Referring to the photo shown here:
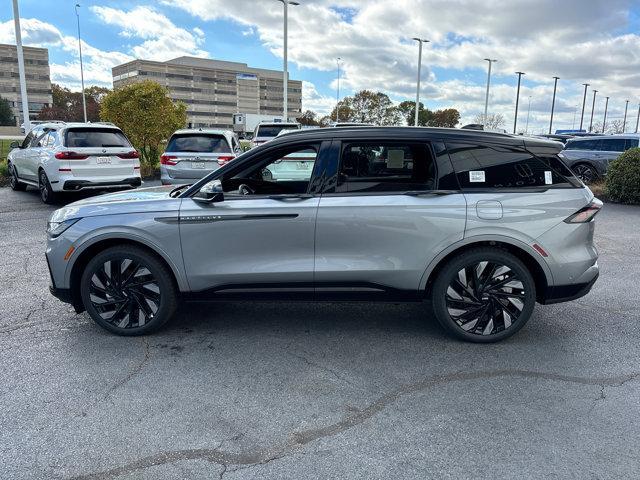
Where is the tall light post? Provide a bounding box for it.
[12,0,30,132]
[335,57,341,122]
[483,58,498,127]
[579,83,589,131]
[549,76,559,135]
[623,99,629,133]
[412,38,429,126]
[525,95,532,134]
[602,96,609,133]
[588,89,598,133]
[513,71,525,134]
[276,0,299,121]
[635,103,640,134]
[75,4,87,123]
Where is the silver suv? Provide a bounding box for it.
[46,127,601,342]
[561,134,640,183]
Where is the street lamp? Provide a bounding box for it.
[275,0,299,121]
[602,96,609,133]
[12,0,30,132]
[579,83,589,131]
[589,89,598,133]
[549,76,559,135]
[525,95,532,134]
[412,38,429,126]
[335,57,341,122]
[623,99,629,133]
[483,58,498,127]
[513,71,525,134]
[635,103,640,134]
[75,4,87,123]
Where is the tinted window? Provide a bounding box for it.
[447,142,571,189]
[166,134,231,153]
[65,128,130,148]
[625,138,639,150]
[600,138,626,152]
[336,141,435,193]
[255,125,298,138]
[566,139,598,151]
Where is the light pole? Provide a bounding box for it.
[75,4,87,123]
[276,0,299,121]
[549,76,559,135]
[636,103,640,134]
[335,57,341,122]
[588,89,598,133]
[579,83,589,131]
[572,105,577,130]
[483,58,497,127]
[623,99,629,133]
[12,0,30,131]
[602,96,609,133]
[513,71,525,134]
[525,95,532,134]
[412,38,429,126]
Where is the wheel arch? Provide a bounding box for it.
[421,237,553,304]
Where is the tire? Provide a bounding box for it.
[572,163,598,184]
[8,163,27,191]
[80,245,178,336]
[38,169,57,204]
[431,247,536,343]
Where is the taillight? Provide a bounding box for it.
[55,151,88,160]
[160,155,177,166]
[217,155,235,166]
[564,199,603,223]
[117,151,139,159]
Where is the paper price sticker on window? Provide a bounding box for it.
[469,170,486,183]
[544,171,553,185]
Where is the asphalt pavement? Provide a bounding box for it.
[1,185,639,479]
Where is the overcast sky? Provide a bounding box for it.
[2,0,640,132]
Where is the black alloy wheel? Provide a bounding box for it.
[572,164,598,184]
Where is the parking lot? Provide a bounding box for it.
[1,185,639,479]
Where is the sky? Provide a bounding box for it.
[2,0,640,133]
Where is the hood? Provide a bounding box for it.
[49,185,182,223]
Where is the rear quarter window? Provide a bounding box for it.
[65,128,131,148]
[165,134,231,153]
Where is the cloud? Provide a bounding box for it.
[302,81,337,116]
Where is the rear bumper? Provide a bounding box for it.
[63,177,141,191]
[540,271,599,305]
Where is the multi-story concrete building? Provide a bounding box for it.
[112,56,302,129]
[0,44,52,126]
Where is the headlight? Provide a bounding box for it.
[47,218,80,238]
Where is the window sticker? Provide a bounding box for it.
[544,171,553,185]
[469,170,486,183]
[386,149,405,169]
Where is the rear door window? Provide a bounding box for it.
[566,139,598,151]
[165,134,231,153]
[625,138,639,150]
[600,139,626,152]
[65,128,130,148]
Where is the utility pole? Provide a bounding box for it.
[525,96,532,134]
[602,96,609,133]
[335,57,341,122]
[635,103,640,134]
[75,4,87,122]
[412,38,429,126]
[513,72,525,134]
[588,89,598,133]
[579,83,589,131]
[12,0,30,132]
[623,100,629,133]
[276,0,299,121]
[549,76,559,135]
[483,58,497,127]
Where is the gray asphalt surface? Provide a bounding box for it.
[1,185,639,479]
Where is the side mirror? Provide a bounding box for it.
[194,179,224,203]
[10,141,20,149]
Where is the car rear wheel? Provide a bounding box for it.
[9,163,27,191]
[80,246,178,336]
[572,163,598,184]
[38,170,57,204]
[431,248,536,343]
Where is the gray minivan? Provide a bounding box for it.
[561,134,640,183]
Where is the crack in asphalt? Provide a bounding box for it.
[102,337,151,402]
[288,351,357,388]
[68,368,640,480]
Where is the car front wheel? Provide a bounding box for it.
[80,246,178,336]
[38,170,57,204]
[9,163,27,191]
[431,248,536,343]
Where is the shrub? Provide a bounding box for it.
[605,148,640,204]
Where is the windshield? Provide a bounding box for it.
[65,128,131,148]
[165,134,231,153]
[256,125,298,138]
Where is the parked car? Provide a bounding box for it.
[8,122,141,204]
[160,129,241,185]
[46,127,601,342]
[536,134,574,145]
[250,122,300,148]
[560,134,640,183]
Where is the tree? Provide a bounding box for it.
[397,101,460,128]
[37,83,110,122]
[431,108,460,128]
[0,96,13,126]
[296,110,321,126]
[474,113,506,130]
[329,90,403,125]
[100,80,186,166]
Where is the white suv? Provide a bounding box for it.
[8,122,141,203]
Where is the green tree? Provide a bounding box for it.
[37,83,110,122]
[397,101,460,128]
[100,80,186,166]
[431,108,460,128]
[329,90,402,125]
[0,96,13,126]
[296,110,321,126]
